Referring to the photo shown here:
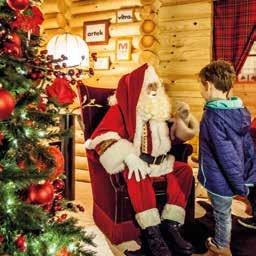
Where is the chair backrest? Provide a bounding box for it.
[77,84,115,140]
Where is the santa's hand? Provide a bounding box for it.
[124,154,149,182]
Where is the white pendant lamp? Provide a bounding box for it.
[47,33,89,68]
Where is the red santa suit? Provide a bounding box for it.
[86,63,197,230]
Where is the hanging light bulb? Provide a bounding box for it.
[47,33,89,68]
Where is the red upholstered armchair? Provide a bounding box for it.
[77,84,195,244]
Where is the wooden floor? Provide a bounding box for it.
[74,180,251,256]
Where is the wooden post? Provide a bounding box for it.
[60,114,76,200]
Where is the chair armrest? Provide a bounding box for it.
[169,144,193,163]
[109,173,126,189]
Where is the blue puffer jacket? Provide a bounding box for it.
[198,97,256,197]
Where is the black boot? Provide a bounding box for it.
[160,219,192,255]
[238,185,256,229]
[141,225,172,256]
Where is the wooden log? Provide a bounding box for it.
[158,2,211,22]
[161,74,198,83]
[84,75,121,88]
[57,0,69,14]
[158,48,210,61]
[167,90,202,98]
[159,18,211,33]
[75,169,91,182]
[42,17,59,30]
[138,50,160,66]
[75,156,88,170]
[56,13,68,28]
[140,19,157,34]
[75,131,85,144]
[140,35,159,50]
[157,30,211,61]
[41,28,65,45]
[167,96,205,107]
[109,22,141,37]
[158,59,209,76]
[94,62,140,76]
[41,0,59,14]
[140,0,162,11]
[158,36,211,53]
[69,8,141,27]
[165,82,200,92]
[75,144,86,157]
[140,5,157,20]
[160,0,210,6]
[70,0,141,15]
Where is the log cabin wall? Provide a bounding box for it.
[150,0,213,155]
[233,83,256,118]
[41,0,213,182]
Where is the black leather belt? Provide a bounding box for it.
[139,153,167,165]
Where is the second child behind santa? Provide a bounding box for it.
[86,64,198,256]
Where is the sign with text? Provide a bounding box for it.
[117,9,134,23]
[116,38,132,61]
[83,20,109,45]
[94,57,110,70]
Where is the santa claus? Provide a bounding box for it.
[86,64,198,256]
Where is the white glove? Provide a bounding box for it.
[124,154,149,182]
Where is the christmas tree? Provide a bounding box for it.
[0,0,95,255]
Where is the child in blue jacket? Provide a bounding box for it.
[196,60,256,256]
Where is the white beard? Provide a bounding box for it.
[136,86,171,121]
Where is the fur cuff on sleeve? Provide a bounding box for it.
[99,139,135,175]
[85,132,121,150]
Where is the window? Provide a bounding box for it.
[238,41,256,82]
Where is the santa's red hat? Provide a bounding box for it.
[115,63,161,141]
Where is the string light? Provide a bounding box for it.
[12,139,18,147]
[38,131,45,138]
[20,111,27,119]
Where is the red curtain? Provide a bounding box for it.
[214,0,256,73]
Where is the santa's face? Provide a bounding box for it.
[137,82,171,121]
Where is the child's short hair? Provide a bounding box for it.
[199,60,236,93]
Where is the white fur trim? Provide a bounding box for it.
[171,115,198,141]
[149,154,175,177]
[161,204,186,224]
[133,114,145,155]
[99,139,135,175]
[85,132,121,150]
[135,208,161,229]
[142,65,161,89]
[108,93,117,106]
[150,120,171,156]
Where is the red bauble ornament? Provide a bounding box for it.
[9,33,21,46]
[53,179,65,191]
[0,132,3,145]
[0,234,4,244]
[28,181,54,204]
[54,204,62,212]
[0,89,15,121]
[55,193,63,201]
[7,0,29,11]
[48,146,64,180]
[56,248,70,256]
[4,42,22,57]
[15,235,26,252]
